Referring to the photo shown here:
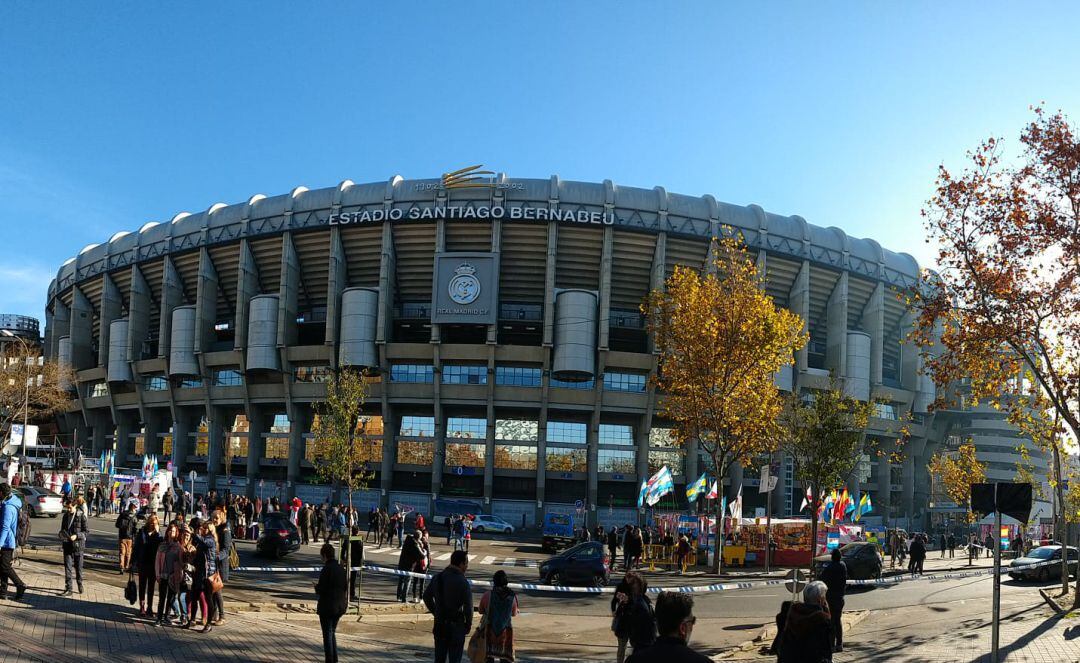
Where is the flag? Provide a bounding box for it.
[800,486,812,512]
[834,488,849,521]
[854,493,873,521]
[705,480,719,499]
[729,486,742,519]
[844,491,858,518]
[822,490,835,520]
[645,466,675,506]
[637,479,650,508]
[686,473,709,503]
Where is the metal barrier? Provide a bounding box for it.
[642,544,697,571]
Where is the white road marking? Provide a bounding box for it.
[502,558,517,566]
[435,552,453,561]
[480,556,497,565]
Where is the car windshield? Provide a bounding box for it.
[560,543,596,557]
[1027,547,1056,559]
[839,543,866,554]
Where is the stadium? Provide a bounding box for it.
[43,171,1049,529]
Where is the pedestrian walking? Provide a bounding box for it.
[411,528,430,603]
[366,506,378,543]
[940,533,947,559]
[148,486,161,516]
[947,533,956,559]
[775,581,834,663]
[315,502,327,542]
[133,514,163,616]
[396,532,423,602]
[445,514,453,546]
[396,510,405,545]
[185,517,218,632]
[819,548,847,653]
[607,527,619,572]
[388,511,400,548]
[478,570,519,663]
[985,533,995,559]
[163,487,175,522]
[624,591,710,663]
[0,482,27,601]
[424,550,473,663]
[611,571,656,662]
[298,502,311,545]
[212,509,232,625]
[315,542,348,663]
[155,523,182,625]
[909,534,926,575]
[116,502,139,573]
[676,534,691,574]
[347,525,365,601]
[59,498,87,595]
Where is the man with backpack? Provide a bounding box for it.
[0,482,28,600]
[116,502,139,574]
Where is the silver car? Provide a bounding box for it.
[16,486,64,517]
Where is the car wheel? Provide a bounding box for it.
[49,513,58,518]
[504,528,512,535]
[549,571,563,586]
[593,573,606,588]
[874,566,882,580]
[475,526,485,533]
[1038,567,1049,582]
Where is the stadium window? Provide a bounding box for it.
[213,369,243,386]
[294,364,332,383]
[550,376,594,390]
[445,442,486,467]
[142,374,168,391]
[603,372,647,393]
[648,449,685,477]
[396,439,434,465]
[390,363,434,383]
[598,423,634,446]
[495,419,538,442]
[874,402,899,420]
[648,427,678,448]
[598,449,636,474]
[495,366,542,387]
[399,415,435,438]
[264,438,289,460]
[446,417,487,439]
[546,421,587,445]
[442,364,487,385]
[494,445,538,470]
[545,446,586,472]
[89,381,109,398]
[178,377,203,389]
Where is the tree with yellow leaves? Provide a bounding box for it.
[644,232,807,573]
[927,442,986,524]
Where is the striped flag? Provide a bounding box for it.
[853,493,872,521]
[686,473,709,503]
[645,466,675,506]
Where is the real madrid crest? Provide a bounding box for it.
[448,262,481,305]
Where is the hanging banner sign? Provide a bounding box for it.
[329,205,615,227]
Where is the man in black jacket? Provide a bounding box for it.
[626,591,711,663]
[315,543,348,663]
[395,532,423,602]
[115,503,138,574]
[298,503,311,545]
[346,525,365,601]
[424,550,472,663]
[819,547,848,652]
[60,499,87,595]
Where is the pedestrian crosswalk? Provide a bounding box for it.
[356,545,539,568]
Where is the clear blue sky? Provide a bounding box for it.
[1,2,1077,322]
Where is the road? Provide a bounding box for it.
[22,512,1057,658]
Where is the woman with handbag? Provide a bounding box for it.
[154,523,181,625]
[611,572,655,663]
[211,509,232,625]
[133,514,162,617]
[185,517,218,633]
[476,570,519,663]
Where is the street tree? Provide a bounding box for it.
[778,378,875,575]
[643,232,807,573]
[1,341,72,449]
[928,442,986,524]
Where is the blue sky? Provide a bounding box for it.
[1,2,1077,322]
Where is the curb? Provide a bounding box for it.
[1039,588,1075,615]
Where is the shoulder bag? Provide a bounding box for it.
[466,613,487,663]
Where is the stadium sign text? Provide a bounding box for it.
[328,205,615,226]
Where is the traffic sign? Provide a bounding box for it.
[574,499,584,510]
[188,470,197,484]
[784,568,807,596]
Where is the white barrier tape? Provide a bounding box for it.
[233,557,1067,595]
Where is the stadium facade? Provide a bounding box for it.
[44,173,1049,528]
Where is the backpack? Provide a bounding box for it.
[15,502,31,548]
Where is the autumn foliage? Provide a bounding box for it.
[928,442,986,523]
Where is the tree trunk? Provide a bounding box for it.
[712,491,723,574]
[808,485,819,581]
[1053,442,1068,595]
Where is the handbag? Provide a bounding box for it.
[229,543,240,570]
[208,571,224,593]
[466,615,487,663]
[124,571,137,605]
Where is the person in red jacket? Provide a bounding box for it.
[415,512,425,532]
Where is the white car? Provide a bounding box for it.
[471,514,514,535]
[16,486,64,517]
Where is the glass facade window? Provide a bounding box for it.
[598,424,634,446]
[546,421,587,445]
[494,445,538,470]
[305,437,382,464]
[397,439,434,465]
[598,449,636,474]
[495,419,538,442]
[495,366,542,387]
[178,378,203,389]
[89,382,108,398]
[442,364,487,385]
[446,417,486,439]
[649,427,678,448]
[213,369,243,386]
[357,415,384,437]
[133,434,146,455]
[271,414,290,434]
[604,372,647,393]
[390,364,434,384]
[226,435,248,459]
[264,438,289,460]
[648,450,685,477]
[162,435,172,457]
[874,402,899,420]
[399,415,435,438]
[550,376,594,390]
[546,446,587,472]
[294,365,332,383]
[445,442,486,467]
[142,375,168,391]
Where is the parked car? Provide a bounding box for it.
[813,542,883,580]
[15,486,63,517]
[541,513,576,553]
[539,541,610,587]
[471,514,514,535]
[256,513,302,559]
[1009,545,1079,582]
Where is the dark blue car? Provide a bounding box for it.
[539,541,610,587]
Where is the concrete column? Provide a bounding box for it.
[486,220,502,345]
[635,413,650,499]
[98,274,123,367]
[375,222,396,346]
[536,387,550,525]
[233,240,261,351]
[861,282,885,386]
[159,257,185,359]
[91,412,110,457]
[483,352,496,505]
[245,408,269,498]
[597,226,614,350]
[193,248,219,355]
[431,346,444,499]
[876,454,892,524]
[127,266,152,363]
[144,409,166,456]
[206,408,226,489]
[646,233,667,354]
[826,272,849,376]
[379,406,395,508]
[542,222,559,347]
[286,405,310,500]
[587,408,600,518]
[115,412,138,465]
[789,262,811,373]
[277,233,300,348]
[69,287,94,370]
[325,227,347,353]
[902,454,915,524]
[170,410,193,476]
[48,300,71,361]
[430,218,446,344]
